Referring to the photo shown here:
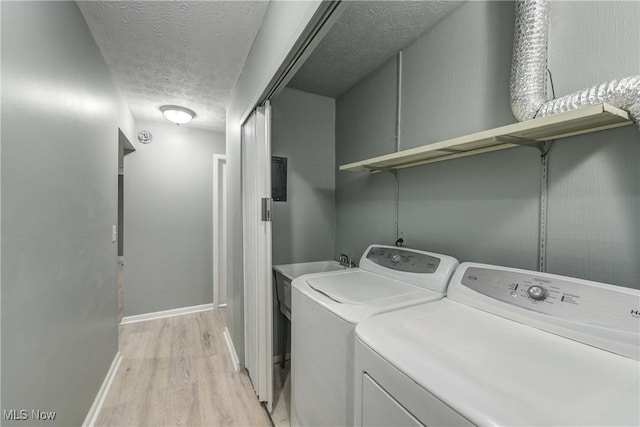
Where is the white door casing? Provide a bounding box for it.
[213,154,227,308]
[242,112,259,393]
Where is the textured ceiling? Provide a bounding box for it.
[288,1,463,98]
[77,1,269,132]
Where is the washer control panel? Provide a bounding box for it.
[527,285,547,301]
[366,246,440,273]
[460,266,639,332]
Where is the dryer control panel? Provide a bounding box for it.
[366,246,440,273]
[460,266,639,333]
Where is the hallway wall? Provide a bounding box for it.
[1,2,136,425]
[123,121,225,316]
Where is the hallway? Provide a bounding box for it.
[96,309,271,426]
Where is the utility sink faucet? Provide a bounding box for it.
[338,253,356,268]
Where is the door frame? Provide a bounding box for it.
[213,153,228,308]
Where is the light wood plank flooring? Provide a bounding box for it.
[96,309,272,427]
[270,362,291,427]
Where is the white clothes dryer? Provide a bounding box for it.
[291,244,458,427]
[354,262,640,426]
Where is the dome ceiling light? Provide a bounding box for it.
[160,105,196,125]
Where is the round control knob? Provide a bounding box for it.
[391,254,402,263]
[527,285,547,301]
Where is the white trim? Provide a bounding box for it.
[213,154,228,309]
[83,352,123,427]
[120,303,214,325]
[223,327,240,372]
[218,303,227,308]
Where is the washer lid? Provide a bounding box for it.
[306,270,422,304]
[355,300,640,426]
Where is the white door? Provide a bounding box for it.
[213,154,227,308]
[241,102,273,410]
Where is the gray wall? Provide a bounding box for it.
[1,2,134,425]
[397,0,540,270]
[335,56,399,263]
[124,121,225,316]
[336,1,539,267]
[272,88,336,265]
[271,87,336,356]
[336,0,639,288]
[544,1,639,287]
[226,0,324,366]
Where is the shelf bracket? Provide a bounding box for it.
[538,141,550,272]
[492,135,544,152]
[363,165,388,173]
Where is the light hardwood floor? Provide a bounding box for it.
[96,309,272,427]
[270,362,291,427]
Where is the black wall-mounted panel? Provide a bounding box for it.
[272,156,287,201]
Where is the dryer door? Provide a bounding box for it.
[362,374,424,427]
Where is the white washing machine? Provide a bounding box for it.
[291,244,458,427]
[354,262,640,426]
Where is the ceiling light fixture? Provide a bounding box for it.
[160,105,196,125]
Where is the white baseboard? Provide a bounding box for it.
[223,326,240,372]
[83,352,123,427]
[120,303,214,325]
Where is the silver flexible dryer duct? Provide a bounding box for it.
[510,0,640,127]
